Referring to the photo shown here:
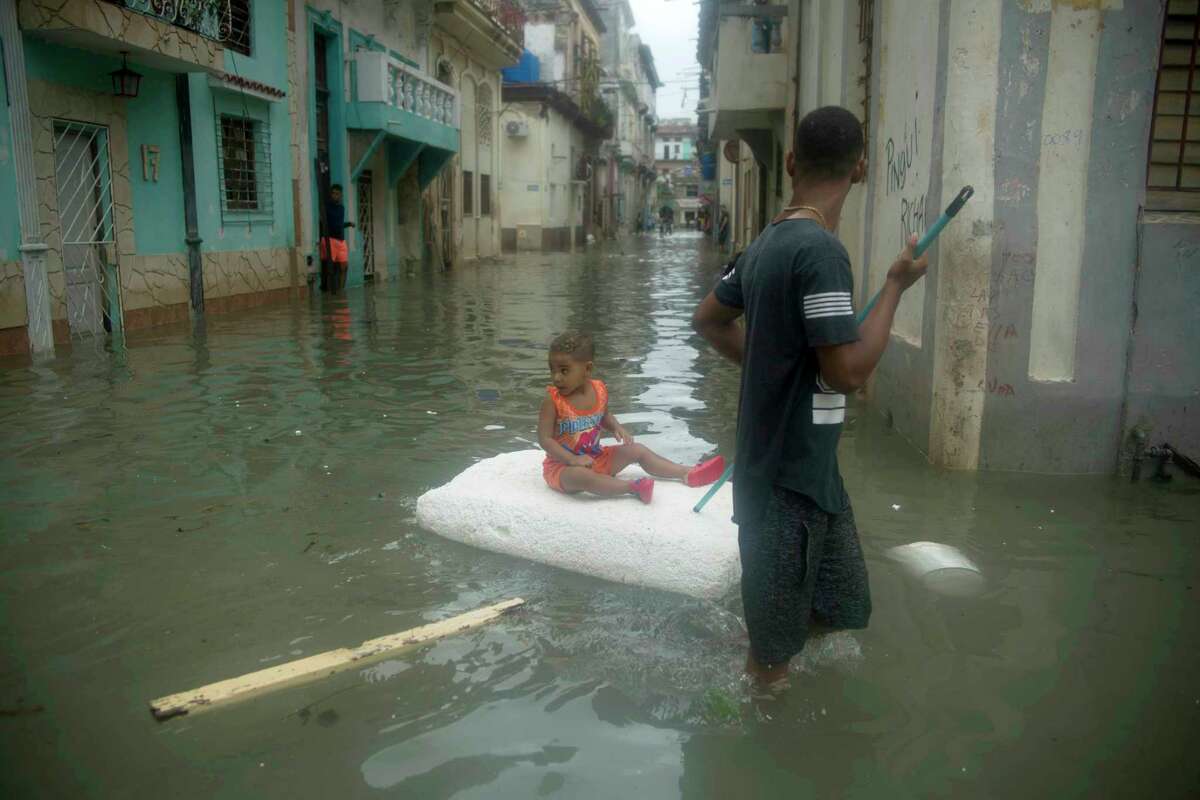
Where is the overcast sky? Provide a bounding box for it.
[628,0,700,122]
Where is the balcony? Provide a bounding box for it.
[706,7,788,140]
[503,78,612,140]
[106,0,228,41]
[19,0,226,73]
[433,0,525,70]
[616,139,635,165]
[348,51,460,161]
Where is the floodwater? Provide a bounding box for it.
[1,232,1197,798]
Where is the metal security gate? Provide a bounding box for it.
[357,170,375,279]
[52,120,121,337]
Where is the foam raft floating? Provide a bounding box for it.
[417,450,741,600]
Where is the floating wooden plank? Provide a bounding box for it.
[149,598,525,721]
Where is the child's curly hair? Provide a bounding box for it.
[549,331,595,361]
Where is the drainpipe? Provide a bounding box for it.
[176,75,204,316]
[1129,427,1147,482]
[791,0,802,135]
[1,2,53,357]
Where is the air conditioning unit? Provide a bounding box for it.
[505,120,529,137]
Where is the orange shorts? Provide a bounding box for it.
[319,237,348,263]
[543,447,617,492]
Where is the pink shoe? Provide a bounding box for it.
[631,478,654,504]
[686,456,726,488]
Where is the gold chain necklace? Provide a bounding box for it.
[779,204,829,230]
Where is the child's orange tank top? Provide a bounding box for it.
[547,379,608,459]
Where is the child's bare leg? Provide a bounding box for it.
[560,466,636,496]
[607,443,690,481]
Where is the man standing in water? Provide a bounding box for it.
[692,106,928,686]
[320,184,354,294]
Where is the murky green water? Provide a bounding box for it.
[1,233,1197,798]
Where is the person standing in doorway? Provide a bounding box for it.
[691,106,929,688]
[320,184,354,294]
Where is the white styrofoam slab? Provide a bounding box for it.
[416,450,740,600]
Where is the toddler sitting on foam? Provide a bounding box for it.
[537,331,724,504]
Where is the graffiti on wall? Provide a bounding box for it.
[868,2,940,344]
[886,116,931,248]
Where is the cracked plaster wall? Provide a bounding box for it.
[0,261,26,329]
[18,0,223,73]
[202,247,292,298]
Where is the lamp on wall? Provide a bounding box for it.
[110,52,142,99]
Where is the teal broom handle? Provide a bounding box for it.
[858,185,974,320]
[692,463,734,513]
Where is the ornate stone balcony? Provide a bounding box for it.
[348,51,460,156]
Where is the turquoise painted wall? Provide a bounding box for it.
[0,39,22,262]
[23,40,187,256]
[191,0,294,252]
[123,72,186,255]
[222,0,289,89]
[189,78,293,252]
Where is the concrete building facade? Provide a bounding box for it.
[596,0,661,236]
[294,0,520,281]
[427,0,524,266]
[498,0,612,252]
[698,0,789,251]
[700,0,1199,474]
[655,118,702,227]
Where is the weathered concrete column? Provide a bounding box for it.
[928,0,1001,469]
[1,0,53,356]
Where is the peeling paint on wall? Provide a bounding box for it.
[928,0,1001,470]
[1028,4,1102,382]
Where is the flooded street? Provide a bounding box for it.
[1,232,1197,798]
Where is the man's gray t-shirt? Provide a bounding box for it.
[713,218,860,526]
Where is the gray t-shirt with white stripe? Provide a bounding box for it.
[713,217,859,522]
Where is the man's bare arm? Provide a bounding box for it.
[692,292,745,364]
[816,235,928,392]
